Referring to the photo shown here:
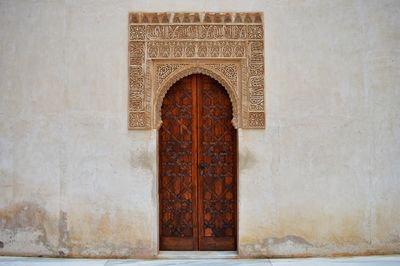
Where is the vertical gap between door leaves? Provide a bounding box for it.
[196,74,201,250]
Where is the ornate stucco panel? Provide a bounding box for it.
[128,12,265,129]
[151,59,243,129]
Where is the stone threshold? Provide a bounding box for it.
[157,251,239,259]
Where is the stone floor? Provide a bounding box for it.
[0,256,400,266]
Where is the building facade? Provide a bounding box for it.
[0,0,399,258]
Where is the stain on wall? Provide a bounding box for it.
[239,148,258,171]
[63,210,153,258]
[0,202,58,256]
[57,211,70,256]
[0,203,154,258]
[130,150,153,173]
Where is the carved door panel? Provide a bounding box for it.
[197,75,237,251]
[159,75,198,250]
[159,74,237,251]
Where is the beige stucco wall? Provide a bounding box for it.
[0,0,399,258]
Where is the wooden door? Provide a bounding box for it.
[159,74,237,251]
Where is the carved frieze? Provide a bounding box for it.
[146,41,247,58]
[128,12,265,129]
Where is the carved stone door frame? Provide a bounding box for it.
[128,12,265,130]
[127,12,265,254]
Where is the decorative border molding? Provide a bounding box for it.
[128,12,265,129]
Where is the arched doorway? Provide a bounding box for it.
[158,74,237,251]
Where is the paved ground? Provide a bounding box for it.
[0,256,399,266]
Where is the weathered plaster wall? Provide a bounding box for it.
[0,0,399,258]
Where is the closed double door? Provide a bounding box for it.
[159,74,237,251]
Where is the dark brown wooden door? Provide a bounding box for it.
[159,74,237,251]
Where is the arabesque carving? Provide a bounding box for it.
[128,12,265,129]
[153,63,240,129]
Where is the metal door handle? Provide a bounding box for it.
[199,162,206,175]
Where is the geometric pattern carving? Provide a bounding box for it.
[128,12,265,129]
[159,78,194,239]
[200,77,236,240]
